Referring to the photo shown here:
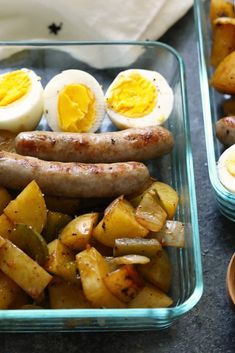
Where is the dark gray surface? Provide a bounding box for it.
[1,8,235,353]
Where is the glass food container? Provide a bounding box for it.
[194,0,235,221]
[0,41,203,331]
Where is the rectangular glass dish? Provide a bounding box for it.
[0,41,202,332]
[194,0,235,221]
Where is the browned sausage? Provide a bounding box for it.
[15,126,173,163]
[216,116,235,146]
[0,151,150,198]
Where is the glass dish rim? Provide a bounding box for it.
[0,40,203,323]
[194,0,235,205]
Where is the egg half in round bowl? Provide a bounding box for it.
[105,69,174,129]
[44,70,106,133]
[0,69,44,133]
[217,144,235,193]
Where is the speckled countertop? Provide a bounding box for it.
[1,8,235,353]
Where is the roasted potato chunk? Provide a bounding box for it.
[48,277,91,309]
[138,249,172,293]
[0,236,52,299]
[0,270,27,309]
[60,213,99,251]
[93,196,149,247]
[76,247,126,308]
[211,17,235,67]
[0,214,14,239]
[128,284,173,308]
[135,191,167,232]
[103,265,143,303]
[210,0,235,24]
[44,239,77,282]
[210,51,235,94]
[4,180,47,233]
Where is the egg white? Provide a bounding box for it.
[217,144,235,193]
[0,69,43,133]
[105,69,174,129]
[43,70,105,133]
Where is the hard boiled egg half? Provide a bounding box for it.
[217,144,235,193]
[44,70,105,133]
[0,69,43,133]
[105,69,174,129]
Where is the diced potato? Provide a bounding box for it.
[210,0,235,24]
[0,186,12,214]
[44,195,80,215]
[76,247,126,308]
[0,270,28,309]
[211,17,235,67]
[114,237,162,258]
[128,284,173,308]
[151,220,185,248]
[148,181,179,219]
[210,51,235,94]
[48,277,91,309]
[60,213,99,251]
[138,249,172,293]
[0,214,14,239]
[0,236,52,299]
[42,211,72,243]
[4,180,47,233]
[135,191,167,232]
[44,239,77,282]
[9,224,48,265]
[103,265,143,303]
[93,196,149,247]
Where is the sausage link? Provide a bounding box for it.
[0,151,150,198]
[216,116,235,146]
[15,126,173,163]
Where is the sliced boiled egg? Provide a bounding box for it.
[44,70,105,133]
[217,144,235,193]
[0,69,43,133]
[105,69,174,129]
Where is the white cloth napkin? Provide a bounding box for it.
[0,0,193,68]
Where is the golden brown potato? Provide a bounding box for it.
[60,213,99,251]
[4,180,47,233]
[138,249,172,293]
[211,17,235,67]
[128,284,173,308]
[48,277,91,309]
[44,239,77,282]
[76,247,126,308]
[0,187,12,214]
[0,270,27,309]
[210,0,235,24]
[210,51,235,94]
[103,265,143,303]
[0,236,52,299]
[93,196,149,247]
[135,191,167,232]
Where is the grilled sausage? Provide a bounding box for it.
[0,151,150,198]
[15,126,173,163]
[216,116,235,146]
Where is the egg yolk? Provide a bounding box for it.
[0,70,31,107]
[106,72,157,118]
[226,154,235,176]
[58,84,96,132]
